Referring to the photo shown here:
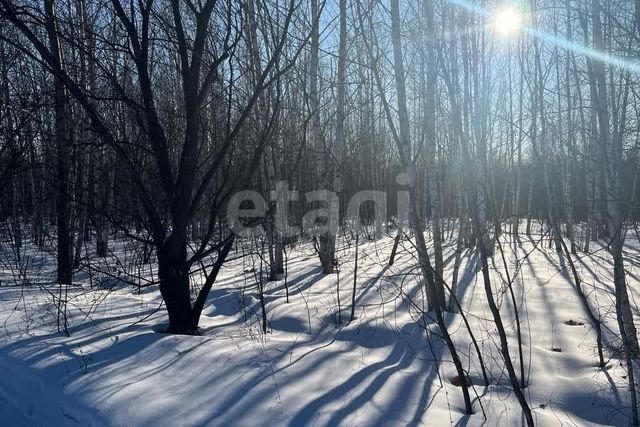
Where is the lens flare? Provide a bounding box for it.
[494,6,521,37]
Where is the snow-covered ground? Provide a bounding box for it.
[0,225,638,426]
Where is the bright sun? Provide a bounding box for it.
[494,6,522,37]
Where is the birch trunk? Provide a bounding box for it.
[591,0,639,423]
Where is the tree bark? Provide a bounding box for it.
[44,0,72,286]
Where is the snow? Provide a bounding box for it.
[0,225,638,426]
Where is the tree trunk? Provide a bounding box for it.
[590,0,639,356]
[157,238,194,334]
[44,0,72,286]
[590,1,639,423]
[423,0,444,309]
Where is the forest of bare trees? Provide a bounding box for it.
[1,0,640,425]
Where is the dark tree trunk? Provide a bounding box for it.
[96,235,108,257]
[157,239,194,334]
[319,234,336,274]
[44,0,72,286]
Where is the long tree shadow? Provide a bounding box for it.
[528,242,625,414]
[291,322,435,426]
[284,249,483,426]
[269,266,324,297]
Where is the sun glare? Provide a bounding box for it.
[494,6,521,37]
